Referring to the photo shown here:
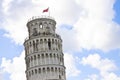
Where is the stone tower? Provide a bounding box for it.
[24,16,66,80]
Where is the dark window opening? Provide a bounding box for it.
[33,28,38,36]
[48,39,51,50]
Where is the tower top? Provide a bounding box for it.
[27,15,56,28]
[27,15,55,22]
[26,15,57,39]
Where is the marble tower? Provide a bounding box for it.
[24,16,66,80]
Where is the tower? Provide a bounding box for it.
[24,16,66,80]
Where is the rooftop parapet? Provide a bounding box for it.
[28,15,55,22]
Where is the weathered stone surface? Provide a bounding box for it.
[24,16,66,80]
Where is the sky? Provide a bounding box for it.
[0,0,120,80]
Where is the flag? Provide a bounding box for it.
[43,8,49,13]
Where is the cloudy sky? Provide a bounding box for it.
[0,0,120,80]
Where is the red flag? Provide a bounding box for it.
[43,8,49,13]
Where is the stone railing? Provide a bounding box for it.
[28,15,55,22]
[25,33,61,41]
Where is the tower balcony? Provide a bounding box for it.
[25,33,61,41]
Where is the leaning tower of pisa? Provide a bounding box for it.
[24,16,66,80]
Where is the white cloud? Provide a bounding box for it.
[64,53,81,77]
[73,0,120,51]
[1,0,120,52]
[0,72,3,80]
[2,0,14,15]
[81,53,120,80]
[81,53,116,72]
[0,51,26,80]
[101,72,120,80]
[84,74,99,80]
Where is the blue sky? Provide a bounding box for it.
[0,0,120,80]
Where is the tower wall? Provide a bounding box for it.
[24,16,66,80]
